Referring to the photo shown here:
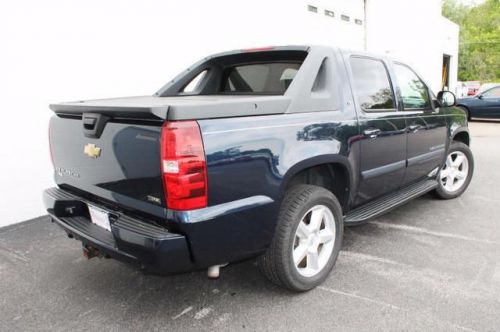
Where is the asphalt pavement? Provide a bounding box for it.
[1,121,499,331]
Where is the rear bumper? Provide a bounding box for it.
[43,187,193,274]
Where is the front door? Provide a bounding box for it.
[392,63,447,184]
[477,86,500,118]
[348,56,407,206]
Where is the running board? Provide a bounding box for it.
[344,179,438,226]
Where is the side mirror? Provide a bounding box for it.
[477,94,483,99]
[437,90,456,107]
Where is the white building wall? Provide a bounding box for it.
[440,17,460,92]
[0,0,367,227]
[0,0,458,227]
[299,0,366,50]
[365,0,459,93]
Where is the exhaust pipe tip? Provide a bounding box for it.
[207,265,220,279]
[207,263,228,279]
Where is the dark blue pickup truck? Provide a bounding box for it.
[44,46,473,291]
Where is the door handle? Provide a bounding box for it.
[363,128,381,138]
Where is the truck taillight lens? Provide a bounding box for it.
[160,121,208,210]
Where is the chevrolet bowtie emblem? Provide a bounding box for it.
[84,143,101,158]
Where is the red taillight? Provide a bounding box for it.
[160,121,208,210]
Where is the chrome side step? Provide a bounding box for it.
[344,179,438,226]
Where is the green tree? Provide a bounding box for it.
[442,0,500,81]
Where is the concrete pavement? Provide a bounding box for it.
[1,121,499,331]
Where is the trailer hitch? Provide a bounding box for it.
[82,245,101,259]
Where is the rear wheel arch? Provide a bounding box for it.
[280,157,352,213]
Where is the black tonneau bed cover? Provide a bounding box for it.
[50,95,291,121]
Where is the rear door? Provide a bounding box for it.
[347,55,407,205]
[391,62,447,184]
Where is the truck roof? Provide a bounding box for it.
[50,45,399,121]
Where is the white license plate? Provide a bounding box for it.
[88,205,111,232]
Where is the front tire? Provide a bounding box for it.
[434,142,474,199]
[258,185,343,291]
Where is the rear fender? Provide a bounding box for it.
[279,154,355,203]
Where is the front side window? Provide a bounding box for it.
[222,62,301,95]
[482,87,500,98]
[394,64,431,109]
[350,57,395,111]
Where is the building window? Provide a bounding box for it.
[355,19,363,25]
[307,5,318,13]
[324,10,334,17]
[341,14,350,22]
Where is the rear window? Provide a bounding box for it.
[157,50,308,97]
[221,62,301,95]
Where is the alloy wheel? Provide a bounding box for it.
[292,205,336,277]
[440,151,469,193]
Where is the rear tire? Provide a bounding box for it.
[434,142,474,199]
[258,185,343,291]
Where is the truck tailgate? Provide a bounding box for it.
[49,115,166,217]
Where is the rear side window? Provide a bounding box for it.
[350,57,395,111]
[182,70,208,93]
[483,87,500,98]
[222,62,301,95]
[394,64,431,109]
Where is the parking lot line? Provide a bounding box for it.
[371,221,498,245]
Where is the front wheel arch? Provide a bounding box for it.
[456,105,471,120]
[452,130,470,146]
